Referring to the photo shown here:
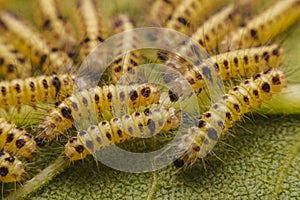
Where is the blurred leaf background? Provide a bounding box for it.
[2,0,300,199]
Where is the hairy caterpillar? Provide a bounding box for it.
[165,0,225,34]
[74,0,107,58]
[0,118,36,158]
[110,14,140,83]
[221,0,300,51]
[0,74,75,112]
[32,0,77,57]
[65,105,181,161]
[0,38,31,80]
[165,44,284,93]
[189,4,242,53]
[173,68,286,168]
[37,83,160,142]
[0,150,24,183]
[0,11,74,74]
[147,0,182,26]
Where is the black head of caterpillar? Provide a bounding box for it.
[173,68,286,168]
[0,150,25,183]
[0,118,37,158]
[0,74,75,112]
[220,0,300,51]
[64,105,182,161]
[37,83,161,142]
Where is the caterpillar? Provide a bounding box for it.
[147,0,182,26]
[165,44,284,93]
[0,118,36,158]
[0,74,75,112]
[0,11,75,74]
[189,4,242,53]
[221,0,300,51]
[165,0,225,35]
[0,38,32,80]
[64,105,181,161]
[110,14,140,83]
[37,83,160,142]
[32,0,77,57]
[173,68,286,168]
[0,150,24,183]
[74,0,107,58]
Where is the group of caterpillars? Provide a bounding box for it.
[0,0,298,187]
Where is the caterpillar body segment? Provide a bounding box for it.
[0,74,75,111]
[165,0,225,34]
[38,83,160,142]
[0,11,75,74]
[165,44,284,94]
[0,150,24,182]
[75,0,107,58]
[0,118,36,158]
[65,105,181,161]
[0,38,32,80]
[173,69,286,168]
[147,0,182,26]
[110,14,140,83]
[222,0,300,51]
[32,0,77,56]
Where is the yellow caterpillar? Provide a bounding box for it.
[165,44,284,93]
[173,68,286,168]
[38,83,160,142]
[221,0,300,51]
[65,105,181,161]
[0,37,31,80]
[189,4,242,53]
[74,0,107,58]
[0,11,74,74]
[147,0,182,26]
[0,74,74,112]
[0,118,36,158]
[0,150,24,183]
[165,0,225,34]
[110,14,140,83]
[32,0,77,57]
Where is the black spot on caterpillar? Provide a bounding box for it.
[0,150,24,182]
